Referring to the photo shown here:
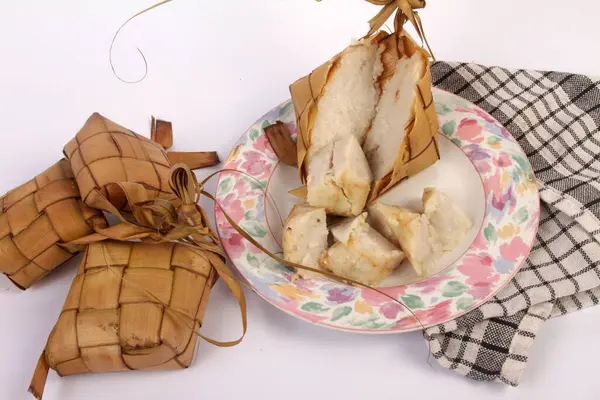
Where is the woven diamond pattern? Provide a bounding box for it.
[43,240,217,375]
[63,113,173,209]
[0,159,105,289]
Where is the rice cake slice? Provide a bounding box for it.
[306,136,372,217]
[321,213,404,285]
[422,188,472,251]
[283,204,329,279]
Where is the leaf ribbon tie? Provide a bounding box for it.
[365,0,435,59]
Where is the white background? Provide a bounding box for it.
[1,1,600,399]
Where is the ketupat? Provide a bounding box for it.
[63,113,178,211]
[0,113,219,289]
[289,16,438,204]
[29,241,218,399]
[0,160,106,289]
[29,163,246,399]
[366,30,439,200]
[63,112,220,211]
[290,33,387,182]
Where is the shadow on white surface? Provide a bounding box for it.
[0,276,21,292]
[0,253,82,293]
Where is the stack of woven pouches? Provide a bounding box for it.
[0,113,246,399]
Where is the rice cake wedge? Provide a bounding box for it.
[320,213,404,286]
[329,212,369,245]
[364,32,440,201]
[306,136,372,217]
[290,33,387,180]
[367,202,402,248]
[364,52,424,187]
[283,204,328,279]
[308,38,383,153]
[423,188,472,251]
[366,203,442,277]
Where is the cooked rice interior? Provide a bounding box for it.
[309,39,383,155]
[363,52,424,180]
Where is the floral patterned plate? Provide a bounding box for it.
[214,88,540,333]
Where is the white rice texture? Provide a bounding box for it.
[363,52,424,181]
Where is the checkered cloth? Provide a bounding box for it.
[424,62,600,386]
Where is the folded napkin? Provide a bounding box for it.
[425,62,600,386]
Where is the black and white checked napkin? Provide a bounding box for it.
[424,62,600,386]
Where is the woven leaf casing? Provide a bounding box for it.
[64,113,174,211]
[0,160,106,289]
[42,240,217,375]
[369,30,439,200]
[289,31,439,202]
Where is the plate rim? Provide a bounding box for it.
[213,88,541,334]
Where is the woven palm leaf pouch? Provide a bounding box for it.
[64,112,219,211]
[28,165,246,399]
[289,1,439,202]
[37,241,217,375]
[0,160,107,289]
[0,113,219,290]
